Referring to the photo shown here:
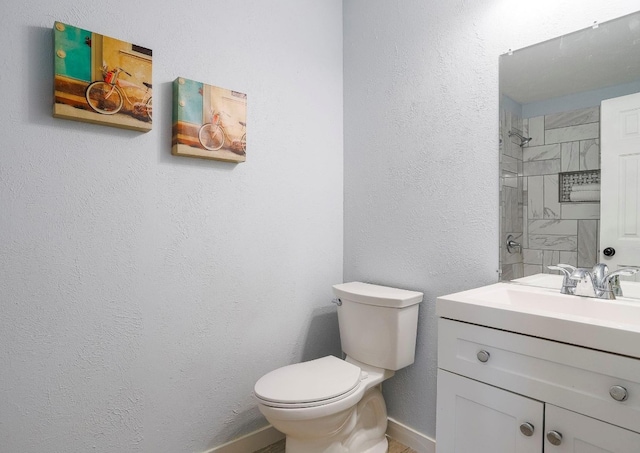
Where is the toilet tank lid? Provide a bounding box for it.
[332,282,423,308]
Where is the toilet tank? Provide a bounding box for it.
[332,282,423,371]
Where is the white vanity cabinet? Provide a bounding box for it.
[435,318,640,453]
[437,369,543,453]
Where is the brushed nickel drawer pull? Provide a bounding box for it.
[547,430,563,446]
[609,385,628,402]
[519,422,534,437]
[477,350,490,363]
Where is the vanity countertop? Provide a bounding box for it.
[437,282,640,359]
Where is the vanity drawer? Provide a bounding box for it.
[438,318,640,433]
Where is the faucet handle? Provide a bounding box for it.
[547,265,572,276]
[603,267,640,297]
[547,265,576,294]
[606,267,640,278]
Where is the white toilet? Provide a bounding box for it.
[254,282,423,453]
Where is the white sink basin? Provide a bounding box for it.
[437,282,640,359]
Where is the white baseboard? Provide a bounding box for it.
[204,418,435,453]
[204,424,284,453]
[386,417,436,453]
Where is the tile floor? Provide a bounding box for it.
[254,437,416,453]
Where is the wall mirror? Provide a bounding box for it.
[499,11,640,297]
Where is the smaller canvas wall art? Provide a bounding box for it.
[172,77,247,163]
[53,21,153,132]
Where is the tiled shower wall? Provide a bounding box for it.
[500,106,601,279]
[500,106,524,280]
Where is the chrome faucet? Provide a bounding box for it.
[547,263,639,300]
[569,267,602,298]
[547,264,576,295]
[594,265,639,299]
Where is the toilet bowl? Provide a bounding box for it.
[255,356,394,453]
[254,282,423,453]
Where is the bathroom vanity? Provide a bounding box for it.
[435,282,640,452]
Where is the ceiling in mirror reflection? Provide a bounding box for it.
[500,11,640,104]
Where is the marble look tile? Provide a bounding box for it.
[523,144,561,162]
[561,203,600,220]
[513,263,524,279]
[545,106,600,129]
[543,250,561,272]
[502,154,519,174]
[529,234,577,251]
[528,176,544,220]
[524,264,543,276]
[522,214,529,249]
[528,219,577,235]
[578,220,598,268]
[502,156,519,191]
[523,248,543,264]
[528,116,545,146]
[580,139,600,170]
[509,141,524,160]
[543,175,560,219]
[517,172,524,204]
[500,263,524,281]
[504,186,518,232]
[559,251,578,267]
[502,264,515,280]
[545,123,599,144]
[503,175,518,189]
[596,220,600,261]
[504,248,524,266]
[561,142,580,172]
[523,159,561,176]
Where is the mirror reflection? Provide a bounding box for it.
[499,11,640,297]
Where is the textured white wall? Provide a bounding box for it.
[343,0,639,440]
[0,1,343,452]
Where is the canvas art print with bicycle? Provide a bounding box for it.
[53,21,153,132]
[172,77,247,163]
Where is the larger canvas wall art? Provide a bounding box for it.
[53,21,153,132]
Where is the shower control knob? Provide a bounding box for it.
[477,350,490,363]
[603,247,616,257]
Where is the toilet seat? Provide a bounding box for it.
[254,356,363,408]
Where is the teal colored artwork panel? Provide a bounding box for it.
[175,78,204,125]
[54,22,91,82]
